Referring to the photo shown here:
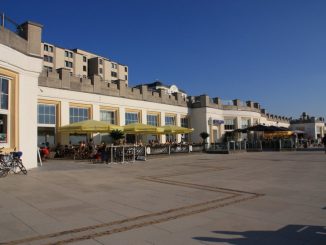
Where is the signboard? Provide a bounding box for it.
[208,119,224,125]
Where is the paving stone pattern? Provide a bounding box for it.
[0,152,325,244]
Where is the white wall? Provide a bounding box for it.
[0,44,43,169]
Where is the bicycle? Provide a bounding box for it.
[0,149,27,177]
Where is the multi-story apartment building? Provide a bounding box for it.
[41,42,128,84]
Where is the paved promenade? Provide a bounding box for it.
[0,152,325,244]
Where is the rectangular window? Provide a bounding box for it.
[111,72,117,77]
[44,44,48,51]
[224,118,236,130]
[165,116,176,125]
[125,66,128,72]
[181,117,189,128]
[38,104,56,125]
[111,63,115,68]
[69,107,89,123]
[125,112,139,125]
[0,77,9,110]
[241,118,251,129]
[124,75,128,80]
[99,59,103,65]
[43,55,53,63]
[83,56,87,62]
[49,46,54,52]
[65,61,73,68]
[99,68,103,74]
[65,51,73,58]
[100,110,116,124]
[83,66,87,72]
[147,114,158,126]
[0,114,8,143]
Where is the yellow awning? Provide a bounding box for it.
[123,123,164,134]
[58,120,122,133]
[159,125,194,134]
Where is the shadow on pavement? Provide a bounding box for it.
[193,224,326,244]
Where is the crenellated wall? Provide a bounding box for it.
[38,69,188,107]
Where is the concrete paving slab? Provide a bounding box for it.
[0,152,325,244]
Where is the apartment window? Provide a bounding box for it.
[99,59,103,65]
[0,77,9,143]
[100,110,116,125]
[125,112,139,125]
[69,107,89,123]
[44,66,53,72]
[43,55,53,63]
[147,114,158,126]
[44,44,48,51]
[83,66,87,72]
[83,56,87,62]
[65,51,73,58]
[38,104,56,125]
[99,68,103,74]
[224,118,236,130]
[65,61,73,68]
[111,63,115,68]
[125,67,128,72]
[111,72,117,77]
[124,75,128,80]
[165,116,176,126]
[0,77,9,110]
[49,46,54,52]
[181,117,189,128]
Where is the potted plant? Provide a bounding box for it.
[110,129,125,145]
[199,132,209,150]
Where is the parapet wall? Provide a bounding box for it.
[190,95,290,123]
[0,27,28,55]
[38,69,188,107]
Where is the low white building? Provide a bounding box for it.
[0,16,292,169]
[290,113,325,140]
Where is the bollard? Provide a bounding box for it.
[133,147,136,162]
[168,145,171,155]
[122,146,125,163]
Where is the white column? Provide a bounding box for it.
[119,107,125,126]
[160,112,166,143]
[92,104,100,120]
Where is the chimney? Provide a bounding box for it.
[19,21,43,56]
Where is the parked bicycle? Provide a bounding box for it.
[0,149,27,177]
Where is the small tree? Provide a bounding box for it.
[200,132,210,144]
[110,129,125,145]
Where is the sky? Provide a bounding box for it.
[2,0,326,119]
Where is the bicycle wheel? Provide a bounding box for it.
[9,160,21,174]
[0,167,8,177]
[17,159,27,175]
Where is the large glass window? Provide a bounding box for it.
[181,117,189,128]
[38,104,56,124]
[0,114,8,143]
[70,107,89,123]
[100,110,116,124]
[147,114,158,126]
[224,118,236,130]
[241,118,251,129]
[165,116,176,125]
[0,77,9,110]
[125,112,139,125]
